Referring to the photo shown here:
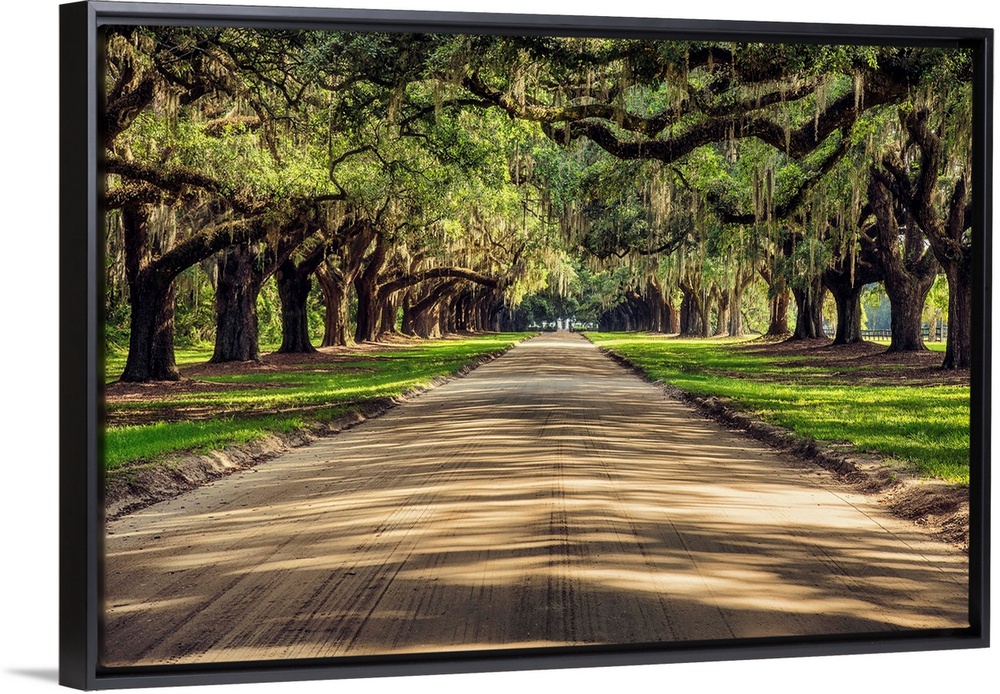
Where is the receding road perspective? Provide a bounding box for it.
[102,333,968,667]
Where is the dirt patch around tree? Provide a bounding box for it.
[106,338,428,400]
[596,341,971,552]
[730,337,969,387]
[105,335,491,426]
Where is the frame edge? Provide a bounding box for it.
[60,1,100,690]
[63,2,993,689]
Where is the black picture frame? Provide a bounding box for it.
[59,1,992,690]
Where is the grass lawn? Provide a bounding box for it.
[105,344,216,383]
[586,333,970,485]
[104,333,530,472]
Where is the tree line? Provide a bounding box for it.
[104,27,974,381]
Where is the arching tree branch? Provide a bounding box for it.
[378,267,499,296]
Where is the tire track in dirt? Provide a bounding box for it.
[102,332,968,667]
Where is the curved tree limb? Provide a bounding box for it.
[554,79,896,164]
[150,215,270,282]
[378,267,499,296]
[106,182,163,210]
[707,133,850,225]
[106,157,265,215]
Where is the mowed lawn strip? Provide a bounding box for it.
[104,406,351,472]
[586,333,970,485]
[105,333,529,472]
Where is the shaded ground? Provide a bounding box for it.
[105,335,492,427]
[106,340,419,421]
[732,337,969,387]
[103,333,968,668]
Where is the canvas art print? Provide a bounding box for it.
[59,1,988,688]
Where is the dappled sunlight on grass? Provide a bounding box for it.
[104,408,345,471]
[105,344,217,384]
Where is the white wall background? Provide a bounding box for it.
[2,2,994,693]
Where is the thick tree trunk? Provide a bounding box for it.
[424,305,444,337]
[410,303,443,338]
[275,259,317,354]
[620,289,650,332]
[470,295,482,330]
[151,283,180,379]
[354,277,381,342]
[468,297,482,332]
[883,268,935,352]
[728,264,756,337]
[700,290,712,338]
[440,300,452,335]
[869,178,937,353]
[885,281,930,352]
[458,295,470,331]
[400,291,413,336]
[317,271,353,347]
[476,299,491,332]
[354,239,387,343]
[767,288,790,337]
[119,206,181,382]
[404,281,458,338]
[272,237,330,353]
[729,284,745,337]
[455,294,470,331]
[823,259,879,345]
[791,279,825,340]
[646,279,669,333]
[760,253,792,338]
[941,262,971,368]
[466,294,477,330]
[459,294,472,331]
[668,304,680,334]
[829,282,865,345]
[713,288,730,337]
[211,245,262,363]
[446,297,459,334]
[315,224,377,347]
[888,111,971,369]
[487,300,503,332]
[482,296,496,331]
[437,300,448,335]
[379,293,400,336]
[120,274,181,382]
[766,288,790,336]
[678,287,703,337]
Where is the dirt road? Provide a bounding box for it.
[102,332,968,667]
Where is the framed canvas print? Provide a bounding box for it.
[59,0,991,690]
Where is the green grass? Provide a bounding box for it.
[105,407,345,471]
[105,343,217,384]
[105,334,530,472]
[586,333,970,485]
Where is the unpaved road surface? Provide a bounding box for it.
[103,333,968,667]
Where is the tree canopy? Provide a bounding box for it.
[103,25,976,381]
